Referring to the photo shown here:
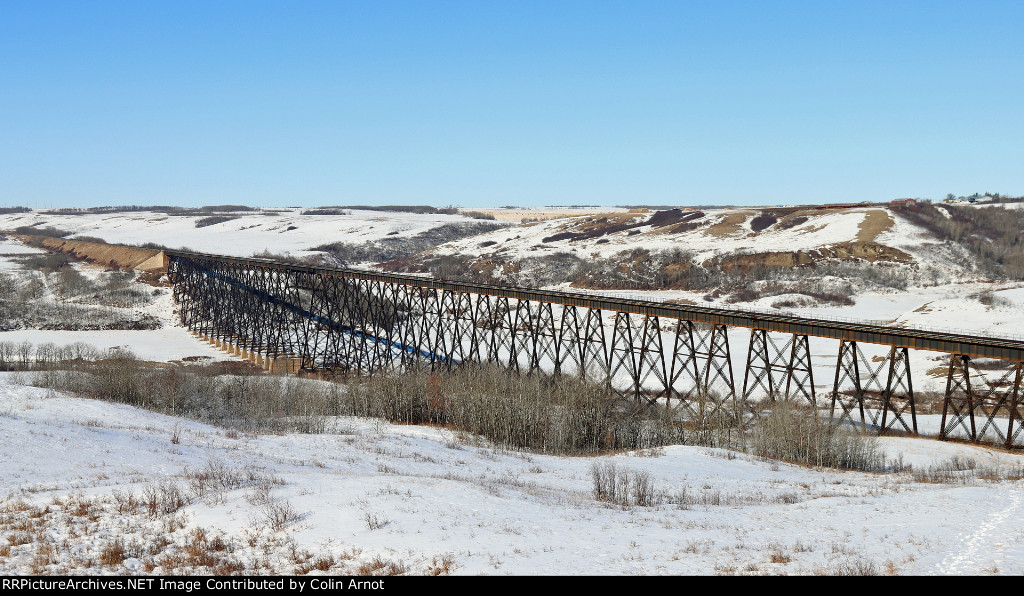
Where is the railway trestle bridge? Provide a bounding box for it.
[166,250,1024,448]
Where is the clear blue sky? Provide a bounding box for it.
[2,1,1022,208]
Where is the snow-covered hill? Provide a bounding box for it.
[3,377,1024,575]
[0,208,482,261]
[3,206,1024,575]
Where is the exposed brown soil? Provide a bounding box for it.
[709,241,914,272]
[796,223,829,235]
[733,205,887,238]
[541,213,649,243]
[856,209,895,243]
[824,241,914,263]
[19,236,168,273]
[706,212,751,238]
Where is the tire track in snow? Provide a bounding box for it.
[936,489,1023,575]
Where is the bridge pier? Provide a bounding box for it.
[194,332,304,375]
[941,355,1024,446]
[265,355,303,374]
[831,342,916,436]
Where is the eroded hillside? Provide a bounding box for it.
[4,202,1024,336]
[377,202,1020,308]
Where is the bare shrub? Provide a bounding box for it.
[591,461,618,503]
[299,208,349,216]
[631,469,655,506]
[1,265,160,330]
[30,356,339,434]
[906,456,1024,484]
[312,222,505,266]
[112,490,141,515]
[195,215,239,228]
[296,554,337,574]
[14,225,74,238]
[141,481,190,517]
[98,538,127,567]
[460,210,496,220]
[363,510,390,530]
[891,201,1024,279]
[53,267,95,299]
[978,291,1013,308]
[17,252,72,272]
[590,462,657,506]
[750,212,778,232]
[348,363,684,454]
[252,500,302,532]
[185,459,243,501]
[355,556,408,576]
[426,554,457,575]
[751,401,886,472]
[69,235,107,243]
[183,459,285,508]
[90,348,145,403]
[827,556,880,576]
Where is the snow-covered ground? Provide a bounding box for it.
[0,329,229,363]
[2,208,1024,575]
[0,235,236,363]
[0,208,476,260]
[3,377,1024,575]
[441,208,872,263]
[0,237,46,271]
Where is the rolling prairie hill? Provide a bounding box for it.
[3,201,1024,340]
[372,201,1024,340]
[396,203,953,288]
[3,204,1024,575]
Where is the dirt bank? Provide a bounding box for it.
[18,236,168,273]
[710,241,915,272]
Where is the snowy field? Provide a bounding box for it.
[3,377,1024,575]
[0,208,475,261]
[439,207,873,263]
[0,235,233,363]
[2,211,1024,575]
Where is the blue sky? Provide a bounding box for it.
[2,1,1022,208]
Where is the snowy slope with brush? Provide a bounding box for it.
[3,377,1024,575]
[0,208,477,260]
[437,207,872,262]
[2,208,1024,575]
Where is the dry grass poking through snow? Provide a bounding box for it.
[0,461,450,576]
